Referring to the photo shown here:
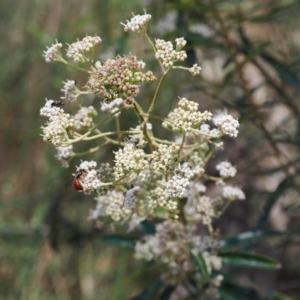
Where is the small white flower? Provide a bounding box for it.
[40,100,64,119]
[122,13,152,33]
[61,80,77,102]
[213,112,239,138]
[100,98,123,115]
[155,39,187,68]
[73,106,97,130]
[162,98,212,133]
[222,186,245,200]
[43,41,62,63]
[167,174,189,198]
[189,64,201,76]
[78,160,97,171]
[66,35,102,63]
[175,37,187,49]
[55,145,73,167]
[114,143,148,180]
[216,161,237,178]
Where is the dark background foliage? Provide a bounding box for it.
[1,0,300,299]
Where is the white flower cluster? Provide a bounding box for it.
[216,161,237,178]
[167,174,189,198]
[61,80,77,102]
[78,160,97,170]
[66,35,102,63]
[184,182,207,201]
[40,100,63,118]
[100,98,123,115]
[77,160,102,194]
[189,235,219,256]
[189,64,202,76]
[175,37,187,49]
[122,13,152,32]
[213,113,239,138]
[40,100,74,146]
[185,195,215,225]
[152,144,180,172]
[162,98,212,133]
[134,221,220,284]
[147,180,177,211]
[222,186,245,200]
[106,191,131,221]
[73,106,97,130]
[114,143,148,180]
[93,190,131,221]
[181,162,205,179]
[155,39,187,68]
[199,124,221,137]
[202,251,222,274]
[44,41,62,63]
[55,145,73,167]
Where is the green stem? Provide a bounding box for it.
[219,200,232,217]
[56,56,90,73]
[143,33,165,73]
[76,130,139,142]
[179,133,186,153]
[66,107,125,144]
[72,141,109,156]
[147,69,170,114]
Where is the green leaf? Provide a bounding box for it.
[193,253,210,283]
[220,230,287,249]
[99,234,137,249]
[220,282,260,300]
[219,251,280,269]
[266,291,293,300]
[159,285,176,300]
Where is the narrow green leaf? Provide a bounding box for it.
[99,234,137,249]
[220,230,287,249]
[220,282,260,300]
[159,285,176,300]
[219,251,280,269]
[266,291,293,300]
[193,253,209,283]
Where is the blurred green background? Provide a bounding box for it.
[1,0,300,299]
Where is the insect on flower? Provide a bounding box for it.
[73,169,87,191]
[51,100,64,107]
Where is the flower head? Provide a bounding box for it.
[44,41,62,63]
[86,55,156,102]
[213,112,239,138]
[122,13,152,33]
[162,98,212,133]
[66,35,102,63]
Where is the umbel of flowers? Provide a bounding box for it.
[41,12,244,297]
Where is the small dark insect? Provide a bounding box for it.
[51,101,64,107]
[73,169,87,191]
